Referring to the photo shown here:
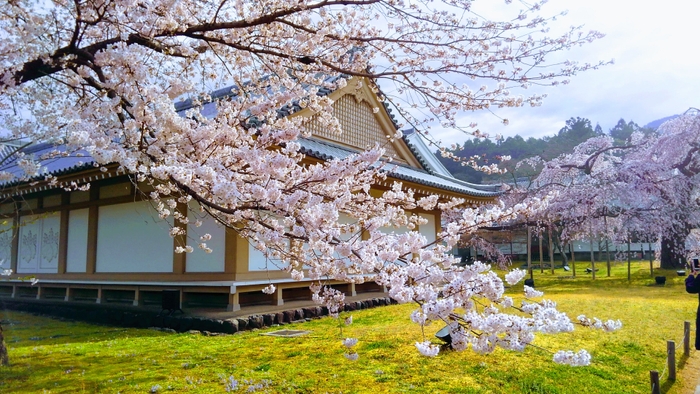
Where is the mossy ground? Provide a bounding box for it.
[0,260,697,393]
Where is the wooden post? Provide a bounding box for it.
[604,214,611,277]
[667,340,676,381]
[548,224,554,275]
[509,231,513,260]
[538,229,544,273]
[527,226,532,280]
[627,239,631,282]
[684,321,691,357]
[589,233,596,280]
[649,242,654,277]
[650,370,660,394]
[570,243,576,277]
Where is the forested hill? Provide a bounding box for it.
[437,117,657,184]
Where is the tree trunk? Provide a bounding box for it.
[548,225,554,274]
[538,231,544,273]
[660,235,686,269]
[660,223,691,269]
[527,226,532,280]
[0,322,8,366]
[570,243,575,277]
[603,215,610,277]
[551,226,569,267]
[556,239,569,267]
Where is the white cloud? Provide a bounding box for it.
[425,0,700,143]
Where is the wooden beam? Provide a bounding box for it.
[172,201,187,274]
[57,209,69,274]
[85,187,99,274]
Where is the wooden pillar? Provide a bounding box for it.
[85,206,98,274]
[133,288,141,306]
[57,209,69,274]
[96,287,102,304]
[172,202,187,275]
[227,292,241,312]
[35,285,42,299]
[65,287,73,302]
[225,229,241,276]
[275,287,284,306]
[434,211,441,239]
[350,282,357,297]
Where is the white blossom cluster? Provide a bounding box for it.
[342,336,359,361]
[415,340,441,357]
[577,316,623,332]
[384,253,619,364]
[552,350,592,367]
[0,259,10,276]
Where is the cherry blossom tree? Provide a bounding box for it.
[510,111,700,271]
[619,111,700,268]
[0,0,619,364]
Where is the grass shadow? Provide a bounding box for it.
[1,311,169,349]
[661,378,675,393]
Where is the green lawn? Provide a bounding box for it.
[0,260,697,393]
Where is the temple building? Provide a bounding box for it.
[0,77,500,312]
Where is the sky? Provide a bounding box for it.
[428,0,700,144]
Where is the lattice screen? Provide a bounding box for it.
[305,95,401,161]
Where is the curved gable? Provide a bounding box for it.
[296,77,422,168]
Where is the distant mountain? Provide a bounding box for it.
[645,115,679,130]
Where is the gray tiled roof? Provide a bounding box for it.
[173,75,343,120]
[298,138,501,197]
[0,77,501,199]
[0,138,501,198]
[0,143,95,187]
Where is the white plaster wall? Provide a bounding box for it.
[17,213,60,274]
[39,213,60,271]
[338,213,355,241]
[186,207,225,272]
[96,201,173,273]
[379,224,410,235]
[333,213,356,265]
[248,213,285,271]
[0,219,13,269]
[66,208,89,273]
[17,215,40,273]
[418,213,436,245]
[249,241,286,271]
